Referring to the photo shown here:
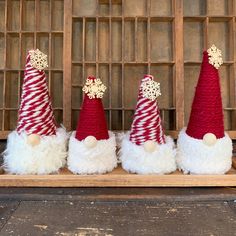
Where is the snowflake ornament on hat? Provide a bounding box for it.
[67,76,117,174]
[176,45,232,174]
[119,75,176,174]
[3,49,68,175]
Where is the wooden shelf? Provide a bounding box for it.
[0,165,235,187]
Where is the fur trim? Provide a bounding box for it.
[119,133,176,174]
[3,128,68,174]
[176,128,232,174]
[67,131,117,174]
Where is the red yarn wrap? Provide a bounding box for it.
[17,51,57,136]
[186,51,224,139]
[75,76,109,141]
[129,75,165,146]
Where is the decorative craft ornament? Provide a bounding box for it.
[67,76,117,175]
[141,79,161,101]
[176,47,232,175]
[82,78,106,99]
[29,49,48,70]
[3,49,68,175]
[119,75,176,175]
[207,44,223,69]
[203,133,217,146]
[84,136,97,149]
[27,134,41,147]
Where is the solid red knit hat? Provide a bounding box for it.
[129,75,165,145]
[17,49,57,136]
[75,76,109,141]
[186,45,224,139]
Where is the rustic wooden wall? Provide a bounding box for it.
[0,0,235,139]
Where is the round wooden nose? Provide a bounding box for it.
[203,133,217,146]
[143,140,157,153]
[27,134,41,147]
[84,136,97,148]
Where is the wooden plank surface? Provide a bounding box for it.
[0,165,235,187]
[0,200,236,236]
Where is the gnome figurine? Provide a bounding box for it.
[67,76,117,174]
[3,49,68,174]
[176,45,232,174]
[119,75,176,174]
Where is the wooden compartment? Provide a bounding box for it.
[183,0,206,16]
[38,0,50,31]
[6,34,20,69]
[184,21,204,62]
[111,0,122,16]
[98,20,109,62]
[73,0,97,16]
[111,20,122,61]
[22,0,35,31]
[36,33,49,56]
[123,0,147,16]
[150,21,173,61]
[21,33,34,68]
[0,34,4,69]
[7,0,20,31]
[51,33,63,68]
[207,0,230,15]
[50,71,63,108]
[51,0,64,31]
[184,65,200,125]
[0,0,5,32]
[208,20,230,61]
[150,0,172,16]
[0,0,236,187]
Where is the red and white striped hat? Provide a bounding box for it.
[129,75,165,146]
[17,49,57,136]
[120,74,176,174]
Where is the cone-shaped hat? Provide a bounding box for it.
[129,75,165,145]
[17,49,57,136]
[186,45,224,139]
[75,76,109,141]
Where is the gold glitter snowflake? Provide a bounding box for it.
[207,44,223,69]
[82,78,106,99]
[29,49,48,71]
[141,78,161,101]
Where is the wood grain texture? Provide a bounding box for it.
[63,0,72,130]
[0,165,235,187]
[174,0,184,130]
[1,200,236,236]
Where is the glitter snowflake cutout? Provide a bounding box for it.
[82,78,106,99]
[141,79,161,101]
[207,44,223,69]
[29,49,48,71]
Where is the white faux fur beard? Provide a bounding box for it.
[3,128,68,175]
[67,131,117,174]
[119,133,177,174]
[176,128,232,174]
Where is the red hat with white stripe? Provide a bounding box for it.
[17,49,57,136]
[120,75,176,174]
[176,45,232,174]
[129,75,165,146]
[4,49,68,175]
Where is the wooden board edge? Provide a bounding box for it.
[0,173,235,187]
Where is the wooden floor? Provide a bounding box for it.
[0,187,236,236]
